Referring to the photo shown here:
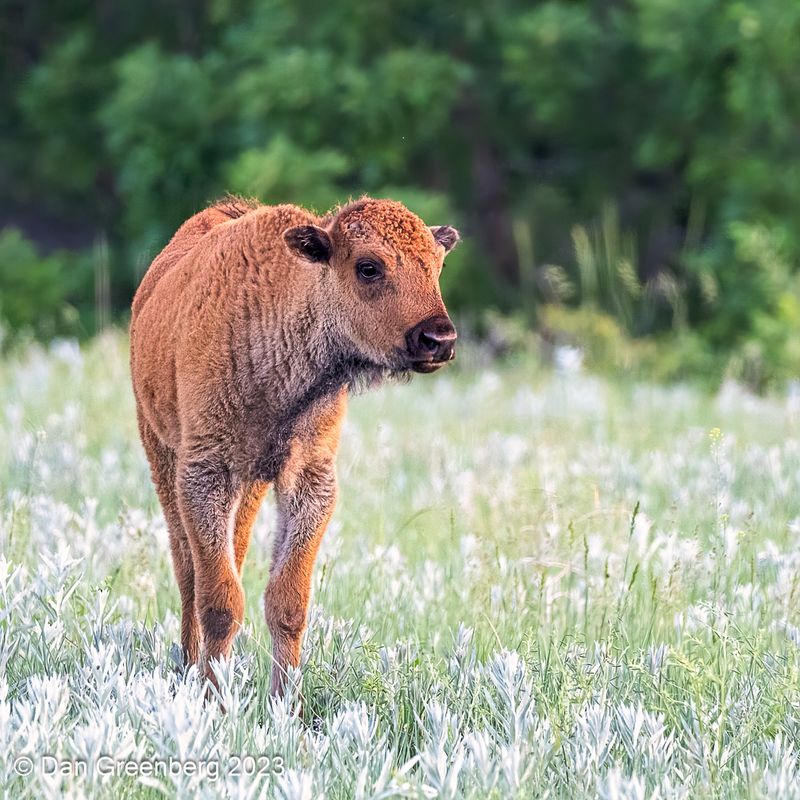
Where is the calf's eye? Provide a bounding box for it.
[356,259,384,283]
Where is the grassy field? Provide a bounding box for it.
[1,332,800,799]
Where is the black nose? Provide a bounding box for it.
[406,315,457,363]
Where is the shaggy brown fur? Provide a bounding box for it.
[130,196,459,694]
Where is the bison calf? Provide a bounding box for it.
[130,197,459,694]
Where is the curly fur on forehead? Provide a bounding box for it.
[327,198,438,262]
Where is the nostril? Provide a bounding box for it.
[406,315,458,362]
[419,331,440,353]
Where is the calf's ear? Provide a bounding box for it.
[430,225,461,254]
[284,225,332,263]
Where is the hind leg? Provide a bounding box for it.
[137,411,200,665]
[233,480,269,574]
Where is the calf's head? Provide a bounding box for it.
[284,198,459,373]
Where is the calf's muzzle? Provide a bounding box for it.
[406,315,457,372]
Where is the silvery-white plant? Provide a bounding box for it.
[3,333,800,797]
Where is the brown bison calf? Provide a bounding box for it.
[130,196,459,694]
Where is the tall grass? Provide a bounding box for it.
[1,332,800,798]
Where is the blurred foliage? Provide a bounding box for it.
[1,0,799,387]
[0,229,89,339]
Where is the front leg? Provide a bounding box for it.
[264,458,337,696]
[176,455,245,683]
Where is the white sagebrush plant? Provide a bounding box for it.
[1,332,800,797]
